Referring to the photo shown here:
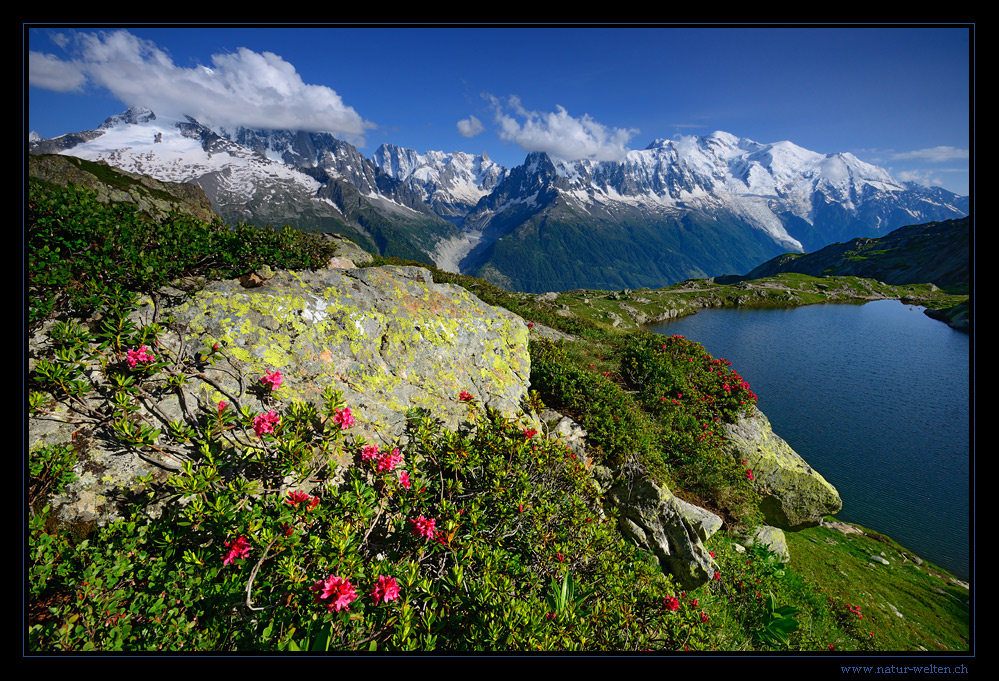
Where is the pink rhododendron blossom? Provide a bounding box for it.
[398,470,411,489]
[361,444,380,461]
[286,490,310,506]
[260,370,283,391]
[223,535,251,566]
[459,391,473,401]
[126,345,155,369]
[218,400,228,414]
[310,575,357,613]
[370,575,401,605]
[333,407,354,430]
[746,469,754,482]
[377,449,403,472]
[253,411,280,438]
[523,428,538,440]
[410,515,437,540]
[664,596,680,612]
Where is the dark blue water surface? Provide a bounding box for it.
[649,300,970,580]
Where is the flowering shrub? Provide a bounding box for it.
[311,575,357,613]
[260,370,283,391]
[410,515,437,540]
[253,410,281,438]
[370,575,401,605]
[223,536,251,566]
[333,407,354,430]
[126,345,155,369]
[29,359,714,651]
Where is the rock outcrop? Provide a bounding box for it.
[165,265,530,445]
[29,265,530,526]
[608,475,718,590]
[28,154,217,224]
[721,406,842,529]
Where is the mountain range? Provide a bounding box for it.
[29,107,969,292]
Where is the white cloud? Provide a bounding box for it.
[896,169,944,187]
[488,94,637,162]
[457,114,484,138]
[28,30,375,143]
[891,146,969,163]
[28,51,86,92]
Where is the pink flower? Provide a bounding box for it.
[709,552,716,558]
[713,571,721,582]
[286,490,310,506]
[459,390,473,401]
[310,575,357,613]
[746,469,754,482]
[361,444,379,461]
[253,411,280,438]
[377,449,403,472]
[398,470,411,489]
[260,370,283,391]
[126,345,155,369]
[700,611,709,624]
[280,524,294,537]
[370,575,401,605]
[527,322,534,329]
[523,428,538,440]
[664,596,680,612]
[218,400,228,415]
[410,515,437,540]
[333,407,354,430]
[223,535,251,566]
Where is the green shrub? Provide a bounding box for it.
[27,181,338,326]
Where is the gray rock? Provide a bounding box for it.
[29,265,530,526]
[609,476,716,590]
[674,498,723,542]
[742,525,790,563]
[319,233,373,266]
[722,406,842,529]
[540,409,588,459]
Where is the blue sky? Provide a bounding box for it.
[26,26,971,195]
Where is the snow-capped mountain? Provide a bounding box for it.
[29,109,968,292]
[452,131,968,291]
[473,131,966,253]
[372,144,509,219]
[29,107,461,266]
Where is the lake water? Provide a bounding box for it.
[649,300,970,580]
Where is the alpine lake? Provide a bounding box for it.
[649,299,970,580]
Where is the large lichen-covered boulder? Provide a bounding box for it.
[163,265,529,445]
[609,476,717,590]
[29,265,530,527]
[721,406,842,530]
